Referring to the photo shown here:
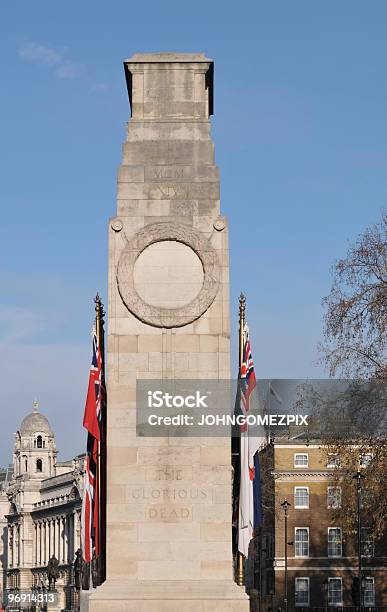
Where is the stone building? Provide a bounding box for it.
[256,438,387,610]
[0,403,84,610]
[0,466,13,605]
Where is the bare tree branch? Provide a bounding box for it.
[321,212,387,378]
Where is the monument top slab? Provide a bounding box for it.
[125,52,213,63]
[124,51,214,118]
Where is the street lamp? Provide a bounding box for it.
[269,588,275,612]
[281,499,291,612]
[353,470,364,612]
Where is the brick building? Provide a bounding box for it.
[255,438,387,611]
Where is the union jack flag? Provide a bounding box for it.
[239,326,257,432]
[83,329,103,441]
[238,323,264,558]
[82,328,103,564]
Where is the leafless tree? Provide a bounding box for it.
[294,380,387,542]
[321,212,387,378]
[324,437,387,543]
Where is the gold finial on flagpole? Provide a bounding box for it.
[94,292,104,316]
[239,293,246,368]
[94,293,105,355]
[239,292,246,316]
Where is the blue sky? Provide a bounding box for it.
[0,1,386,464]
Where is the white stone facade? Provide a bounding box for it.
[0,405,84,610]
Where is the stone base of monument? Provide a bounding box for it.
[89,580,249,611]
[80,588,95,612]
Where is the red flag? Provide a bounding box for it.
[81,328,103,564]
[83,330,102,441]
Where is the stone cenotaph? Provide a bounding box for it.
[89,53,249,612]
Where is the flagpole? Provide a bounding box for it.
[95,293,106,585]
[267,381,271,445]
[239,293,245,367]
[95,294,104,365]
[236,293,246,586]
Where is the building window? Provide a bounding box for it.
[328,578,342,606]
[363,577,375,606]
[327,487,342,509]
[361,528,374,558]
[327,454,340,468]
[295,528,309,557]
[294,453,308,467]
[359,453,372,468]
[36,435,43,449]
[328,528,342,557]
[295,577,309,607]
[36,459,43,473]
[23,456,28,472]
[294,487,309,509]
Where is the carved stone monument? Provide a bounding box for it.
[89,53,249,612]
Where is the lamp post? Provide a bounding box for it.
[281,500,291,612]
[269,588,275,612]
[353,470,364,612]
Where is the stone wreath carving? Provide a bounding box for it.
[116,222,220,328]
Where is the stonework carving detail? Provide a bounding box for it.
[116,221,220,328]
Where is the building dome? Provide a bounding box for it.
[19,402,54,436]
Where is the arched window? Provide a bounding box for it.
[23,456,28,472]
[36,435,43,449]
[36,459,43,473]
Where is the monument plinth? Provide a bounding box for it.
[89,53,249,612]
